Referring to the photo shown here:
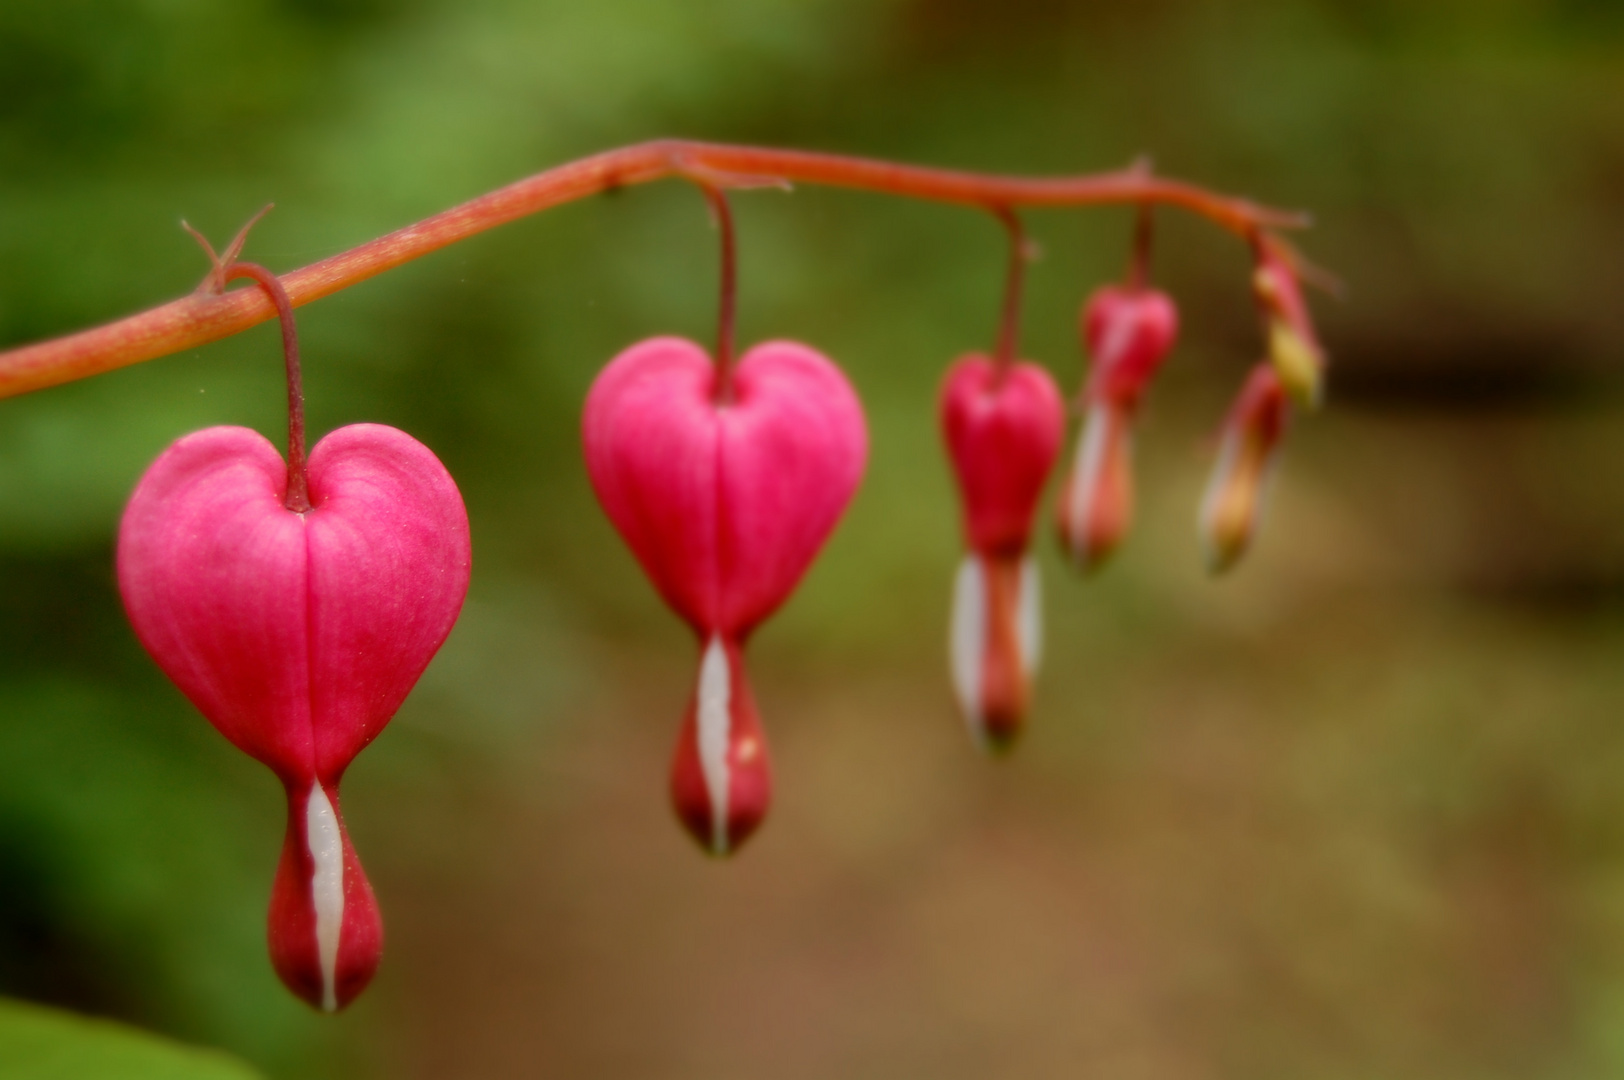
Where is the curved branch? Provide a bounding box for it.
[0,138,1307,400]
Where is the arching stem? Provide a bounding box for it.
[225,263,310,513]
[0,139,1313,401]
[991,206,1030,380]
[697,183,739,404]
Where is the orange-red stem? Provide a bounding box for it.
[991,206,1028,378]
[224,262,309,512]
[696,183,739,405]
[0,139,1306,400]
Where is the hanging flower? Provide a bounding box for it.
[941,355,1063,750]
[120,424,470,1010]
[1057,284,1178,572]
[584,336,866,853]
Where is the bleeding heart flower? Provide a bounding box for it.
[119,423,471,1010]
[584,336,866,854]
[1057,285,1179,573]
[940,355,1063,750]
[1199,363,1289,573]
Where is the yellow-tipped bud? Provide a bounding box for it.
[1199,364,1289,575]
[1267,317,1324,409]
[1251,245,1327,411]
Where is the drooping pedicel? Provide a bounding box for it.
[940,355,1063,751]
[119,424,470,1010]
[584,336,866,854]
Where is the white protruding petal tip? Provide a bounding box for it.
[305,785,345,1014]
[1016,556,1042,678]
[950,555,986,741]
[696,636,733,855]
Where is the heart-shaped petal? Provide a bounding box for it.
[583,336,867,638]
[118,423,471,785]
[1082,286,1178,409]
[940,355,1064,555]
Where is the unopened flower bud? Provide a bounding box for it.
[1199,364,1289,574]
[1252,241,1326,409]
[1056,285,1178,572]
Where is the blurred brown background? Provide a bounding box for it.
[4,0,1624,1076]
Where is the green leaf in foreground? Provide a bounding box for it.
[0,998,262,1080]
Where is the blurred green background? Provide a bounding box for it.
[4,0,1624,1076]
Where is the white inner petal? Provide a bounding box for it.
[305,784,345,1013]
[697,636,733,855]
[1069,404,1114,558]
[950,555,985,739]
[1016,556,1042,678]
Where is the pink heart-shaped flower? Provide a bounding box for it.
[118,422,470,1010]
[939,355,1062,751]
[940,355,1063,556]
[584,337,867,640]
[584,336,866,853]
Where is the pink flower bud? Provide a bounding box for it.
[1252,241,1326,409]
[1199,364,1289,574]
[1052,285,1182,571]
[1056,285,1177,573]
[584,336,866,854]
[118,424,471,1010]
[940,355,1063,749]
[1080,285,1179,411]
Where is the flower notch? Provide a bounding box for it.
[119,216,471,1009]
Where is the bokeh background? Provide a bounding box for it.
[3,0,1624,1076]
